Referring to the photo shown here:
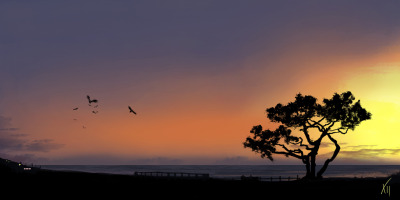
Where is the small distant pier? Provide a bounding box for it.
[134,171,209,180]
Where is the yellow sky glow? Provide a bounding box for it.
[333,65,400,163]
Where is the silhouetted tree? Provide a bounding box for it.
[243,91,371,179]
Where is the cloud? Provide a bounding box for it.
[45,154,297,165]
[319,144,400,164]
[337,144,400,158]
[47,155,185,165]
[319,142,333,148]
[343,144,378,149]
[330,148,400,165]
[25,139,65,152]
[340,148,400,157]
[0,133,26,151]
[0,132,64,153]
[0,116,28,151]
[0,115,64,156]
[0,116,12,128]
[0,128,19,131]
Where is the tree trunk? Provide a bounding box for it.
[305,140,321,179]
[317,135,340,178]
[310,154,316,179]
[303,157,311,178]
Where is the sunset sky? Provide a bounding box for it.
[1,1,400,165]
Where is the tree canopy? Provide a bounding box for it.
[244,91,371,179]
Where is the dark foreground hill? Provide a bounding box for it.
[1,158,398,199]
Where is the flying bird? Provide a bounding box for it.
[92,111,98,114]
[128,106,137,115]
[73,107,79,110]
[87,95,98,104]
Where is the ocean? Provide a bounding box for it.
[41,165,400,180]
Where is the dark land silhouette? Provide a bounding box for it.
[244,91,371,179]
[1,157,398,199]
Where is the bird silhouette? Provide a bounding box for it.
[92,111,98,114]
[128,106,137,115]
[73,107,78,110]
[87,95,98,104]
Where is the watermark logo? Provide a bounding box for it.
[381,177,391,197]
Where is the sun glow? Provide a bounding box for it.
[335,65,400,162]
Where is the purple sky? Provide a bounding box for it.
[1,1,400,164]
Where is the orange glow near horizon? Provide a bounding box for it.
[5,62,398,165]
[2,43,400,165]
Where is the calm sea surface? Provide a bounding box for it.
[41,165,400,179]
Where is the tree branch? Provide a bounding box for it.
[289,137,312,150]
[313,119,339,145]
[275,144,304,159]
[301,125,316,146]
[325,119,339,131]
[316,134,340,178]
[328,127,350,135]
[307,119,324,132]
